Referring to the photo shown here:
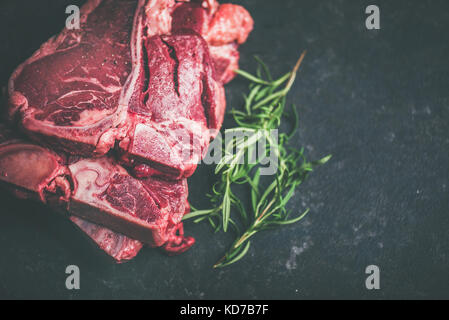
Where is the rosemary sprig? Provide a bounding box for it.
[183,52,331,268]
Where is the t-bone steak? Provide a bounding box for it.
[2,0,253,262]
[8,0,253,179]
[0,124,194,261]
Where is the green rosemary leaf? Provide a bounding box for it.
[245,85,261,114]
[315,154,333,165]
[183,209,216,220]
[254,55,273,81]
[222,183,231,232]
[214,241,251,268]
[251,168,261,213]
[208,216,217,230]
[234,69,270,85]
[268,208,310,226]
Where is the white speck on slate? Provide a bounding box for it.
[286,239,312,270]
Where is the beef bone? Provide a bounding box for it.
[0,124,194,261]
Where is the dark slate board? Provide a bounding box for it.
[0,0,448,299]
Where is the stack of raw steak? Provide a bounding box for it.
[1,0,253,262]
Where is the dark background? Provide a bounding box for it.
[0,0,448,299]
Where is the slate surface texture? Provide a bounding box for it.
[0,0,448,299]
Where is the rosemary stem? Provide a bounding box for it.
[189,52,330,268]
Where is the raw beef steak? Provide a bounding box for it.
[7,0,252,179]
[2,0,254,262]
[172,0,254,84]
[0,124,194,259]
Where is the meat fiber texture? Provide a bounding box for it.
[8,0,253,180]
[3,0,253,262]
[173,0,253,84]
[0,123,194,262]
[70,216,144,262]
